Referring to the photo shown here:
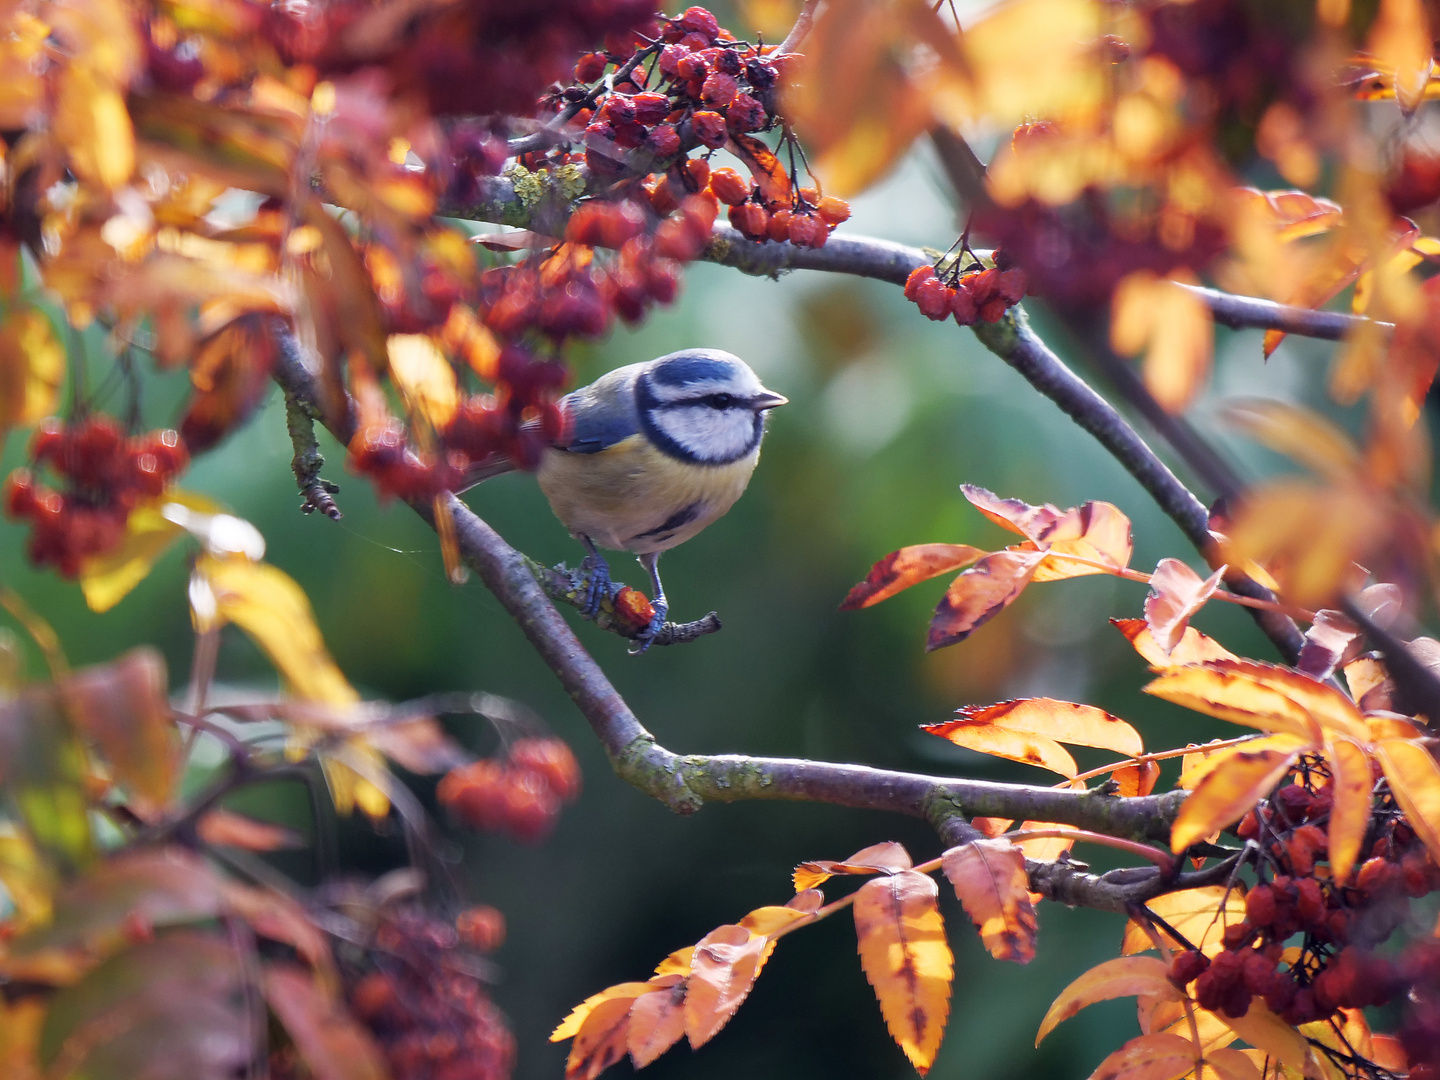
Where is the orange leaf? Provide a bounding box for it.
[793,840,911,891]
[1177,734,1311,791]
[1083,1032,1198,1080]
[927,547,1046,650]
[1112,618,1239,668]
[1214,1001,1313,1074]
[853,869,953,1074]
[1324,736,1374,883]
[1170,747,1300,853]
[1235,188,1344,243]
[1122,886,1247,958]
[1036,956,1178,1045]
[567,994,641,1080]
[942,839,1037,963]
[653,947,694,977]
[197,808,303,851]
[1144,560,1225,656]
[1111,271,1215,415]
[960,485,1067,540]
[552,983,657,1042]
[921,719,1077,778]
[1204,1047,1264,1080]
[264,965,388,1080]
[946,698,1143,757]
[685,925,767,1049]
[1366,0,1434,114]
[1374,737,1440,866]
[737,904,817,937]
[840,544,986,610]
[1014,820,1079,867]
[1143,660,1352,743]
[627,977,687,1069]
[1031,501,1135,582]
[727,133,792,207]
[1113,760,1161,797]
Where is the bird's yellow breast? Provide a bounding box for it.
[535,436,760,555]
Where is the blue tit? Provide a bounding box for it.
[469,348,787,650]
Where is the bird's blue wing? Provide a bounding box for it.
[554,368,642,454]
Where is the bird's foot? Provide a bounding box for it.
[580,552,613,618]
[628,597,669,655]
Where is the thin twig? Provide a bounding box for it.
[778,0,822,54]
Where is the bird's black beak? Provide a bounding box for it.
[752,390,789,411]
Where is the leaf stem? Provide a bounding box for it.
[1004,828,1176,875]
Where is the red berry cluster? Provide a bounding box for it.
[436,737,582,843]
[904,263,1029,326]
[1163,769,1440,1052]
[4,417,189,577]
[347,907,516,1080]
[720,177,851,249]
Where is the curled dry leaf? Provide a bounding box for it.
[1035,956,1178,1046]
[1111,618,1239,668]
[1143,559,1225,656]
[1343,653,1393,711]
[685,924,768,1049]
[942,839,1037,963]
[1112,759,1161,797]
[852,869,953,1075]
[1026,500,1135,583]
[840,543,987,610]
[1170,746,1300,853]
[1296,609,1363,682]
[927,547,1047,650]
[1324,735,1374,883]
[960,485,1067,540]
[793,840,911,891]
[1083,1031,1198,1080]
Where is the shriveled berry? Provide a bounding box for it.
[725,92,766,132]
[684,158,712,191]
[816,196,851,226]
[914,277,954,321]
[632,92,671,125]
[676,6,719,42]
[659,43,689,75]
[904,264,937,301]
[709,167,752,205]
[767,208,794,243]
[1246,884,1277,927]
[787,213,823,247]
[575,52,607,82]
[646,123,681,157]
[691,110,728,148]
[1167,949,1209,988]
[728,202,769,240]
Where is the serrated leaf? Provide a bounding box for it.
[565,994,639,1080]
[942,839,1037,963]
[1036,956,1178,1045]
[1143,661,1345,743]
[921,719,1077,778]
[1145,560,1225,656]
[1324,736,1374,883]
[1374,737,1440,866]
[552,983,657,1042]
[1111,618,1238,668]
[853,869,953,1074]
[949,698,1143,756]
[1177,734,1311,791]
[793,841,911,891]
[684,925,767,1049]
[927,548,1046,650]
[1084,1032,1198,1080]
[840,544,986,609]
[1170,747,1300,853]
[627,977,686,1069]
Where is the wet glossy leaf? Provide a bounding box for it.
[1111,619,1239,667]
[61,648,179,808]
[1170,746,1300,852]
[853,869,953,1074]
[927,547,1046,650]
[942,839,1037,962]
[840,544,987,609]
[946,698,1143,756]
[1144,560,1225,656]
[685,925,768,1049]
[793,840,911,892]
[1375,737,1440,865]
[1036,957,1178,1045]
[264,964,390,1080]
[1324,735,1374,883]
[921,718,1077,778]
[1084,1032,1198,1080]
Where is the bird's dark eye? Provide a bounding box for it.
[707,393,734,410]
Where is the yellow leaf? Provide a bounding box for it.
[853,869,953,1074]
[1031,501,1134,581]
[684,925,768,1049]
[387,334,459,430]
[0,826,53,933]
[0,995,44,1080]
[55,67,134,189]
[1206,1046,1265,1080]
[551,982,657,1042]
[653,946,694,977]
[1215,1001,1313,1075]
[1324,736,1373,883]
[1122,886,1247,958]
[793,840,912,891]
[1143,660,1348,743]
[1084,1032,1198,1080]
[921,719,1077,778]
[942,838,1038,963]
[1367,0,1434,114]
[736,905,816,938]
[1171,747,1299,852]
[1112,272,1214,414]
[78,493,219,613]
[1177,734,1311,791]
[1036,956,1178,1046]
[960,0,1105,127]
[946,698,1143,756]
[566,994,641,1080]
[0,308,64,431]
[1111,619,1239,668]
[1375,737,1440,866]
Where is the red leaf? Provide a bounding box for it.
[1143,559,1225,656]
[840,543,986,609]
[684,925,767,1048]
[794,840,912,891]
[927,548,1046,650]
[960,484,1066,540]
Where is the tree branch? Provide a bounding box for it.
[1180,283,1389,340]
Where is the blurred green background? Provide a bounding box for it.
[0,142,1337,1080]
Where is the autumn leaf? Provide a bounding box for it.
[79,491,225,613]
[1170,746,1300,853]
[793,840,911,891]
[1297,610,1364,682]
[1084,1032,1198,1080]
[927,547,1046,650]
[1177,734,1311,792]
[1144,560,1225,656]
[1113,760,1161,797]
[921,718,1077,778]
[727,133,792,207]
[1366,0,1434,114]
[1219,399,1360,483]
[1204,1047,1265,1080]
[1143,659,1369,742]
[1111,271,1215,414]
[1122,886,1248,958]
[960,485,1067,540]
[1036,956,1178,1045]
[840,543,986,609]
[1374,737,1440,865]
[264,965,389,1080]
[1324,735,1374,883]
[942,839,1037,963]
[1028,500,1135,582]
[0,307,64,433]
[566,992,643,1080]
[852,869,953,1074]
[945,698,1143,757]
[626,977,687,1069]
[1111,618,1239,667]
[388,333,459,430]
[552,983,657,1043]
[1214,1001,1314,1075]
[685,925,768,1048]
[197,808,304,851]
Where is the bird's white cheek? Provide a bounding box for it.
[651,407,756,462]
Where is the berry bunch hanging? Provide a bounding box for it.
[436,737,583,843]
